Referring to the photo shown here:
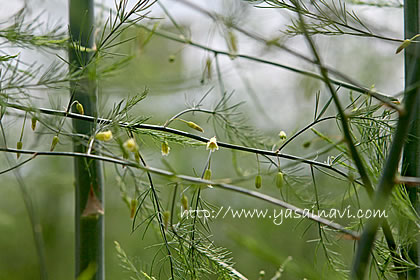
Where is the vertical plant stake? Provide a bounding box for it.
[69,1,105,279]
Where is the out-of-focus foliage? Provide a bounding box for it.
[0,0,417,279]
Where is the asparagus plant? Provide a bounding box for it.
[69,1,104,279]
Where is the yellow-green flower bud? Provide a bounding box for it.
[276,171,284,189]
[17,141,22,159]
[396,39,411,54]
[186,121,204,133]
[204,169,212,181]
[130,198,138,219]
[206,136,219,152]
[205,57,212,80]
[163,211,170,230]
[134,152,140,163]
[95,130,113,142]
[396,34,420,54]
[203,168,212,187]
[168,55,175,63]
[181,195,188,210]
[76,102,84,115]
[161,141,170,156]
[228,30,238,54]
[123,138,138,153]
[279,131,287,140]
[255,175,262,189]
[31,118,37,131]
[50,136,59,151]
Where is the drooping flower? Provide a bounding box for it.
[31,118,37,131]
[204,169,212,181]
[17,141,23,159]
[95,130,113,142]
[255,175,262,189]
[278,131,287,140]
[163,211,170,230]
[181,195,188,210]
[123,138,138,153]
[76,101,84,115]
[206,136,219,152]
[276,171,284,189]
[203,168,213,188]
[161,141,170,156]
[50,135,59,151]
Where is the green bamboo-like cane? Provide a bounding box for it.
[290,2,410,279]
[402,1,420,279]
[69,1,104,279]
[351,0,420,276]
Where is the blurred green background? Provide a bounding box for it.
[0,0,405,279]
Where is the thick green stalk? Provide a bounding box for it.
[351,103,417,279]
[69,1,104,279]
[402,1,420,278]
[350,0,420,273]
[291,4,405,278]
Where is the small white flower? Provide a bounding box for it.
[278,131,287,140]
[206,136,219,151]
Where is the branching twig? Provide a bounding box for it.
[0,153,37,175]
[295,4,405,279]
[173,0,401,112]
[136,24,397,107]
[0,146,359,239]
[3,101,352,181]
[163,108,214,128]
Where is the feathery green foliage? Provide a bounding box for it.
[0,0,419,279]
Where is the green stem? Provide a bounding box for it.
[402,0,420,278]
[277,116,336,152]
[264,0,403,42]
[351,0,420,274]
[351,93,418,279]
[19,112,27,142]
[137,25,397,107]
[0,146,359,239]
[69,1,104,279]
[3,100,354,181]
[135,151,174,278]
[163,108,214,127]
[171,0,400,111]
[293,4,406,279]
